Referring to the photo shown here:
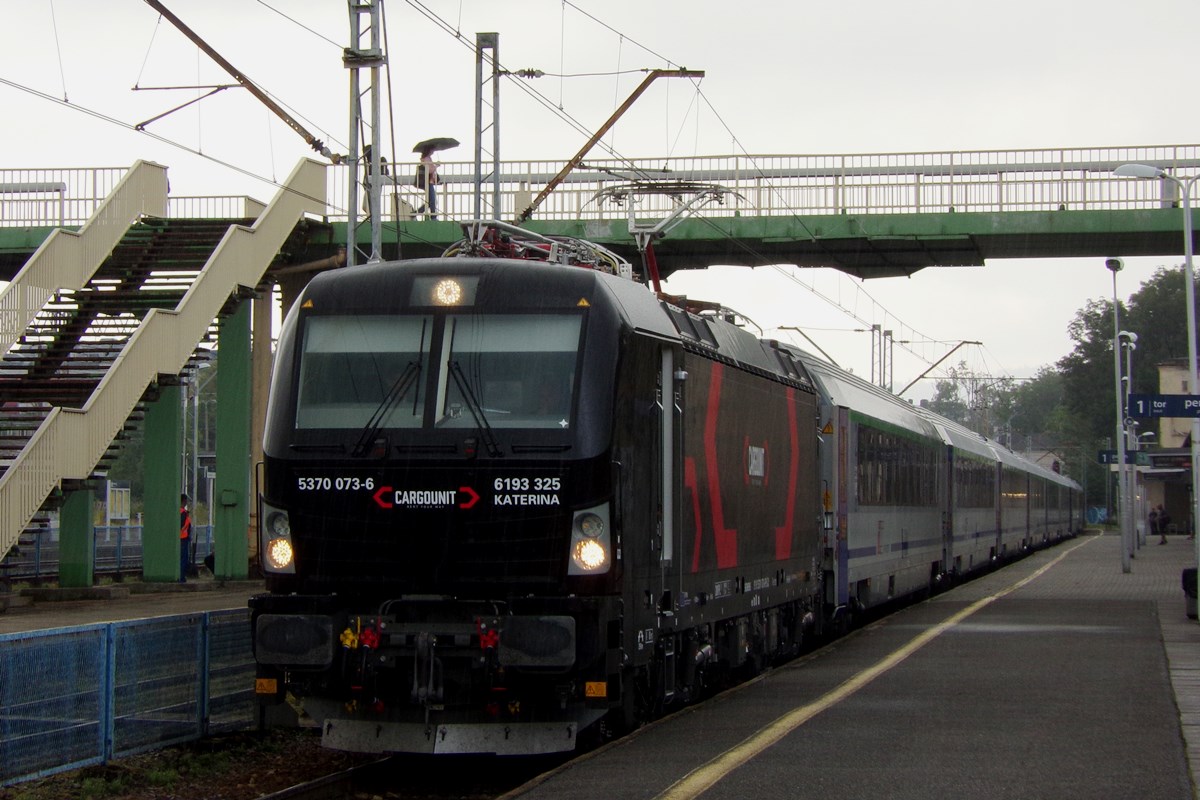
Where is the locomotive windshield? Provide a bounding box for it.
[296,315,430,430]
[436,314,580,429]
[293,312,583,432]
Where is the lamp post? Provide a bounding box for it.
[1114,164,1200,572]
[1120,331,1140,548]
[1138,430,1156,542]
[1106,258,1131,572]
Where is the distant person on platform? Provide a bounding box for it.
[1150,506,1162,545]
[415,147,440,219]
[180,493,192,583]
[1157,504,1171,545]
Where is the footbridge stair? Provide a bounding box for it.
[0,159,326,563]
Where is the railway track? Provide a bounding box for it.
[258,751,570,800]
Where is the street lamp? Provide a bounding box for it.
[1120,331,1140,548]
[1107,258,1131,573]
[1135,430,1156,545]
[1114,163,1200,572]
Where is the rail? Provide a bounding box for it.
[4,145,1199,232]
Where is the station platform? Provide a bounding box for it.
[0,574,264,635]
[507,532,1200,800]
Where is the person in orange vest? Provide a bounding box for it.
[180,493,192,583]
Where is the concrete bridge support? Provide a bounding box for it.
[58,486,95,588]
[143,385,184,582]
[214,301,251,580]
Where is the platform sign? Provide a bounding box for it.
[1097,450,1135,464]
[1128,393,1200,418]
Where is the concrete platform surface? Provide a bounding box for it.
[0,574,264,634]
[507,533,1200,800]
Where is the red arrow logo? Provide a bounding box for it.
[459,486,479,509]
[373,486,393,509]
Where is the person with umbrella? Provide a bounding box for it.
[413,137,458,219]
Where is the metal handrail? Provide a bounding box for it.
[4,145,1197,231]
[0,161,168,356]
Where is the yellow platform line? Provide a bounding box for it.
[656,536,1096,800]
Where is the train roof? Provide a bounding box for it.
[779,346,1082,489]
[780,344,941,439]
[913,407,1000,461]
[298,255,810,389]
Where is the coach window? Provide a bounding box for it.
[857,423,940,507]
[955,458,995,508]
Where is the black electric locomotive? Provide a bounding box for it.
[250,227,824,754]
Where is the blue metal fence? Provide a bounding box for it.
[0,609,255,786]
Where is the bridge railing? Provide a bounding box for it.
[0,167,128,227]
[4,145,1199,230]
[332,144,1200,221]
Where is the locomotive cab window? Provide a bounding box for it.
[295,315,430,430]
[291,307,587,438]
[437,314,583,429]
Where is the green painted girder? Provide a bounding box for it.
[347,207,1200,279]
[5,206,1197,282]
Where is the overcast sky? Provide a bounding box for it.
[2,0,1196,400]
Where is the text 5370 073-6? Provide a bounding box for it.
[297,476,376,492]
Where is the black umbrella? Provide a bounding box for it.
[413,137,460,154]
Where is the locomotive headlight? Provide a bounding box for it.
[265,536,295,571]
[432,278,464,305]
[568,503,612,575]
[411,275,478,307]
[258,498,296,574]
[573,539,607,571]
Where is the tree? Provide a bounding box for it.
[1057,296,1117,446]
[925,372,969,427]
[1125,266,1191,391]
[1058,266,1196,446]
[923,361,1014,440]
[1054,265,1197,509]
[1008,366,1065,444]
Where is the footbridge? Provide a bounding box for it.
[4,145,1200,282]
[388,143,1200,277]
[0,143,1197,576]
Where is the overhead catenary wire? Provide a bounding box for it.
[49,0,69,102]
[0,75,327,208]
[253,0,343,49]
[520,2,971,383]
[22,0,1008,392]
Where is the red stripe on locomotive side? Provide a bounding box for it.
[706,363,738,568]
[773,387,799,560]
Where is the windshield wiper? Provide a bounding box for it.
[448,360,503,457]
[352,361,421,457]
